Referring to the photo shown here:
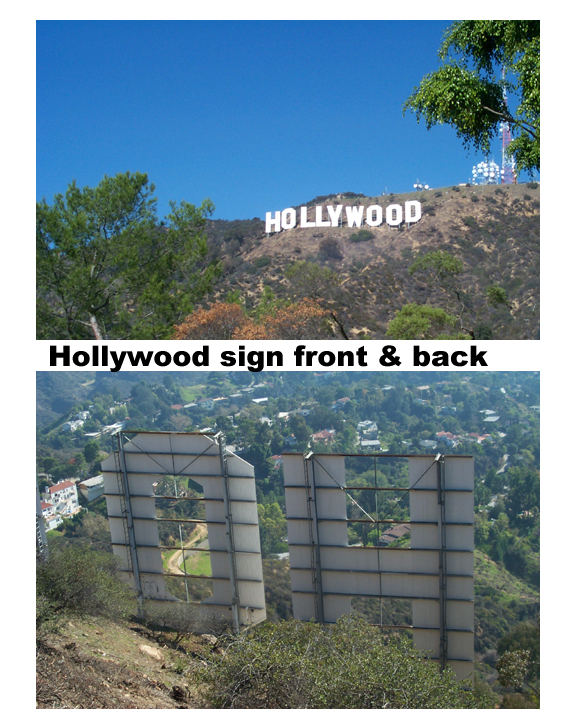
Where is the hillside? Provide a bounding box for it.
[36,615,201,708]
[203,183,539,339]
[36,550,538,708]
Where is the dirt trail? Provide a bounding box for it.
[166,524,208,575]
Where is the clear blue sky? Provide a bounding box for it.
[36,20,535,221]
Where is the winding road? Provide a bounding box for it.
[166,523,208,575]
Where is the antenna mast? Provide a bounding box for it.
[499,70,516,184]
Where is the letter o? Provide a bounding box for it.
[366,205,383,227]
[386,204,403,226]
[281,208,297,230]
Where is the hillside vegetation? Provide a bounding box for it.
[202,183,539,339]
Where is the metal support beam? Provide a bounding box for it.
[116,434,144,617]
[36,483,49,562]
[304,453,325,623]
[217,434,240,633]
[436,454,448,671]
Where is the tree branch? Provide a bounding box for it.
[481,105,538,137]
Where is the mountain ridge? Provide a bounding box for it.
[203,183,539,339]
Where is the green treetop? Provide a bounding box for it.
[404,21,540,173]
[37,172,218,339]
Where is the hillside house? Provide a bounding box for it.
[61,419,85,432]
[311,429,336,445]
[41,501,63,530]
[45,479,80,517]
[419,439,438,450]
[77,475,104,502]
[357,420,378,439]
[359,438,381,450]
[379,523,411,546]
[435,431,460,449]
[468,432,491,444]
[102,421,125,435]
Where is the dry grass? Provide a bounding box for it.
[36,615,208,709]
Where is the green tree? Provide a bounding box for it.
[486,284,510,308]
[410,250,464,284]
[497,622,539,684]
[258,502,288,555]
[83,439,100,465]
[404,21,539,173]
[386,303,468,339]
[37,172,217,339]
[285,260,339,301]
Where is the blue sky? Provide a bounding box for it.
[37,20,536,221]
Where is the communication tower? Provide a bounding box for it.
[499,84,516,184]
[471,159,501,185]
[413,180,430,191]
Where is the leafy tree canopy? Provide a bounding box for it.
[37,172,217,339]
[404,21,539,172]
[409,250,464,283]
[386,303,469,339]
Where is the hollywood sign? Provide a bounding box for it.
[265,201,422,234]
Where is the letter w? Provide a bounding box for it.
[345,206,364,227]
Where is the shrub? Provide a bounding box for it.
[349,229,374,243]
[195,615,491,708]
[253,256,271,268]
[386,303,469,340]
[36,546,135,623]
[318,237,343,261]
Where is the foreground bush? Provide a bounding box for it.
[173,299,330,340]
[196,616,492,708]
[37,546,135,625]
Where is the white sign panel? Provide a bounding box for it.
[282,452,474,680]
[101,431,266,630]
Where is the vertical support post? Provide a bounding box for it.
[116,433,144,617]
[169,440,190,604]
[36,483,49,562]
[436,454,448,670]
[304,453,325,623]
[217,434,240,633]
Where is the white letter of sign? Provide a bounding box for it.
[265,211,281,233]
[405,200,422,224]
[366,205,383,227]
[386,204,403,226]
[327,205,343,227]
[345,206,364,227]
[281,208,297,230]
[300,206,315,228]
[315,206,331,227]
